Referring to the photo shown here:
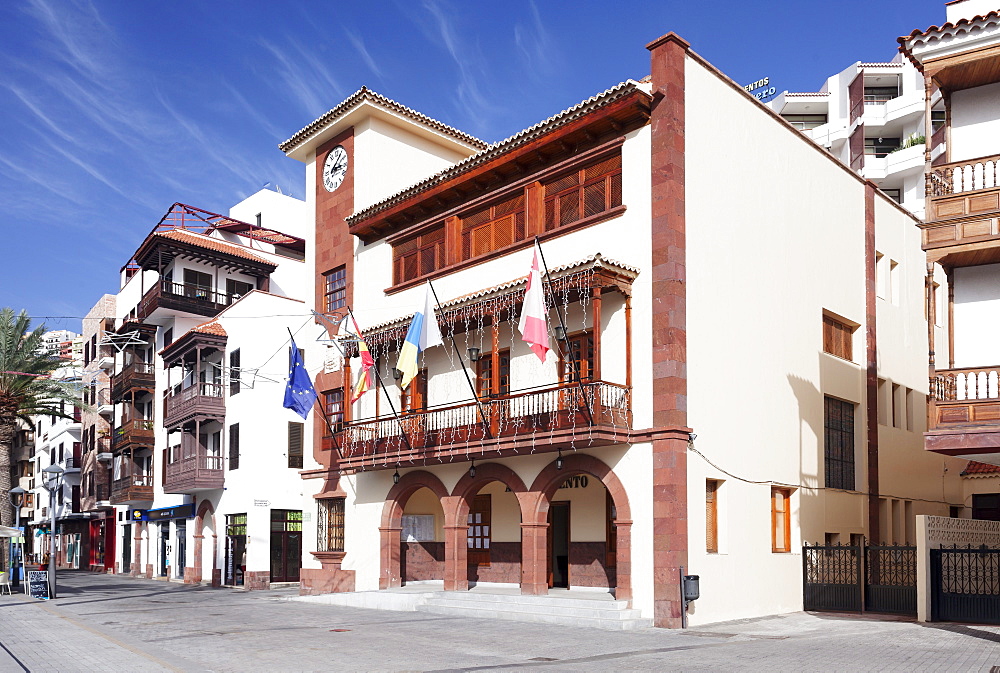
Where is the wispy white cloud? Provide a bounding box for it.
[39,136,160,210]
[259,38,344,118]
[219,80,286,141]
[23,0,116,83]
[417,0,503,129]
[514,0,560,81]
[344,30,385,81]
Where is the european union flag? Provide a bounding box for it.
[283,338,317,420]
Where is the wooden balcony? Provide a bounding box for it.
[923,155,1000,253]
[137,280,239,321]
[324,381,632,472]
[110,474,154,505]
[111,419,155,451]
[163,436,224,493]
[110,362,155,402]
[163,382,225,429]
[926,365,1000,456]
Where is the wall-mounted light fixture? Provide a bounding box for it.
[554,326,567,342]
[467,347,481,362]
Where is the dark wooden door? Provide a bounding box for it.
[548,502,570,588]
[270,510,303,582]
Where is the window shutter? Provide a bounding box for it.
[229,423,240,471]
[288,421,304,469]
[706,480,719,553]
[544,154,622,230]
[229,348,241,396]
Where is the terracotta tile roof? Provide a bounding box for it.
[279,87,488,155]
[962,461,1000,476]
[189,320,227,337]
[347,80,648,226]
[156,229,272,266]
[899,10,1000,44]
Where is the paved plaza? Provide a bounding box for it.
[2,571,1000,672]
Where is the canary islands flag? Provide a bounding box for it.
[396,282,443,389]
[351,317,375,403]
[283,338,317,419]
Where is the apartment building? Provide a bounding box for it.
[280,33,967,627]
[105,190,311,586]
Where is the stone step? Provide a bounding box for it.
[427,591,629,611]
[421,596,642,620]
[416,601,651,630]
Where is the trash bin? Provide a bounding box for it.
[683,574,700,602]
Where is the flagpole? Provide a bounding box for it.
[344,308,416,465]
[532,237,595,427]
[426,281,494,441]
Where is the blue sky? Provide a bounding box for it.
[0,0,947,329]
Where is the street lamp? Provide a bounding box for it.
[41,464,63,599]
[8,486,26,591]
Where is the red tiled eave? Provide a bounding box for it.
[899,10,1000,44]
[962,460,1000,476]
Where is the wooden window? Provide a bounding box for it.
[287,421,304,469]
[229,423,240,471]
[467,494,491,566]
[824,396,855,491]
[822,314,854,361]
[544,154,622,231]
[324,389,344,433]
[972,494,1000,521]
[460,193,526,260]
[226,278,253,299]
[476,350,510,397]
[323,266,347,312]
[183,269,213,297]
[560,332,594,382]
[229,348,241,396]
[402,369,427,412]
[393,226,445,284]
[771,488,792,553]
[317,498,345,552]
[706,480,720,553]
[605,491,617,568]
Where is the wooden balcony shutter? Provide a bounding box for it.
[229,423,240,471]
[229,349,240,396]
[393,225,446,284]
[544,154,622,231]
[822,315,854,361]
[706,480,719,553]
[461,193,526,261]
[287,421,304,469]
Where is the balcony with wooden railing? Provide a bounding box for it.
[324,380,632,472]
[110,472,154,505]
[923,154,1000,232]
[111,419,155,451]
[163,436,224,493]
[110,361,155,402]
[137,280,240,321]
[926,366,1000,455]
[163,382,225,428]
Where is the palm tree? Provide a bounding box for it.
[0,308,81,571]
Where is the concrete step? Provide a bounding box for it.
[416,592,651,630]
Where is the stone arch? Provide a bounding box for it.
[192,499,216,585]
[379,470,450,589]
[445,463,530,591]
[524,453,633,601]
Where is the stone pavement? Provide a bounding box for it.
[2,571,1000,672]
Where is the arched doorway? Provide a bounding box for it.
[526,454,632,601]
[380,471,449,589]
[400,487,446,584]
[449,463,528,591]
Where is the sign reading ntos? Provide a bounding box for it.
[744,76,777,101]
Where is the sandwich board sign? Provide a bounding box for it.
[27,570,48,599]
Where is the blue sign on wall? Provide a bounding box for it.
[134,503,196,522]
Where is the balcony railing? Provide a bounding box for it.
[930,366,1000,430]
[111,419,155,450]
[327,381,631,471]
[111,361,156,402]
[164,436,224,493]
[163,382,225,428]
[110,474,154,504]
[926,154,1000,197]
[137,280,241,321]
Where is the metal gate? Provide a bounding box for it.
[865,544,917,615]
[803,543,863,612]
[931,546,1000,624]
[803,542,916,616]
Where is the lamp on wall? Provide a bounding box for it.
[393,368,403,382]
[556,449,564,471]
[467,347,481,363]
[554,326,567,342]
[393,468,400,485]
[469,460,476,478]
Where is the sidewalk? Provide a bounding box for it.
[3,571,1000,672]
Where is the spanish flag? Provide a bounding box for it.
[351,317,375,403]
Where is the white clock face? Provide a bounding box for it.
[323,145,348,192]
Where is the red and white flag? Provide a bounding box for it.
[517,241,551,362]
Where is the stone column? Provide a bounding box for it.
[443,525,469,591]
[520,522,549,595]
[379,526,402,589]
